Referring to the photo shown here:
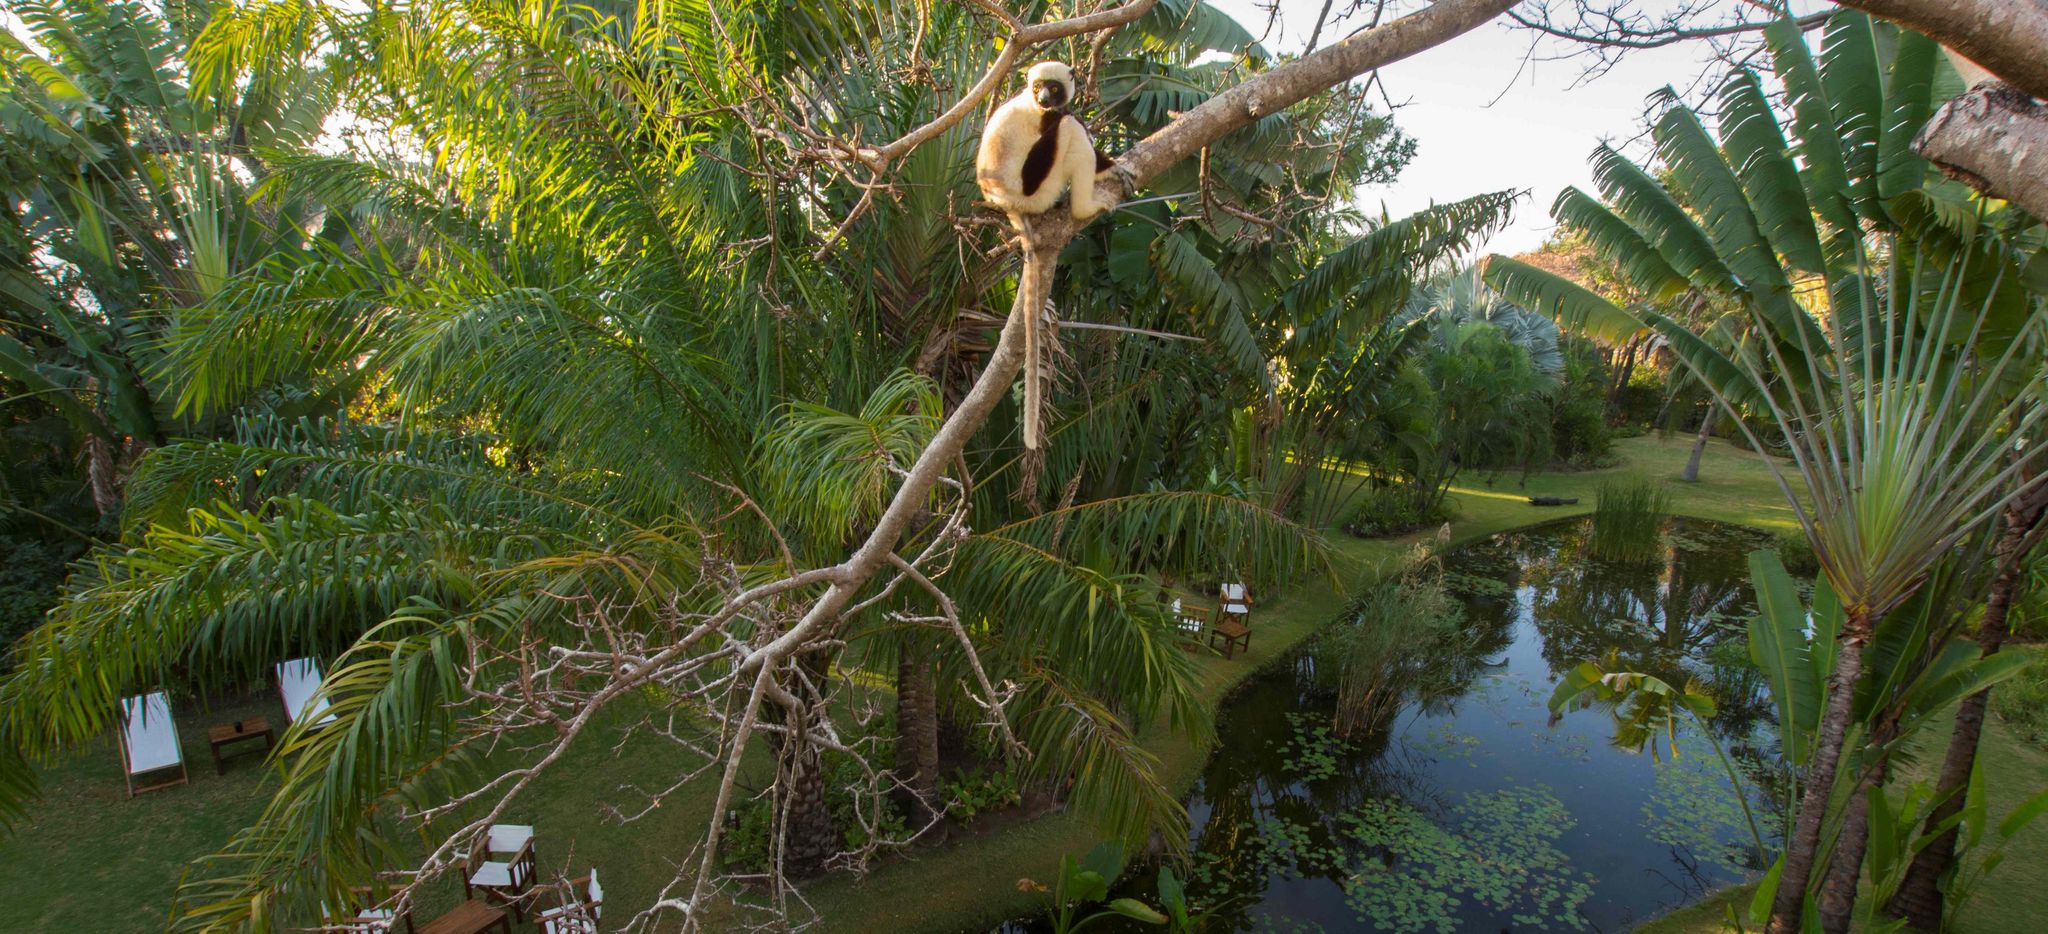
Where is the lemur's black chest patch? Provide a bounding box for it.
[1020,109,1066,197]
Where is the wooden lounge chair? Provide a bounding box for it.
[1170,599,1209,652]
[534,868,603,933]
[461,832,537,921]
[276,657,338,728]
[117,692,188,797]
[1218,581,1252,628]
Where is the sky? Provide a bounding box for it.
[1205,0,1791,257]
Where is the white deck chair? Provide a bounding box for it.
[1218,582,1251,625]
[535,868,603,934]
[1170,598,1206,636]
[117,692,188,797]
[276,657,337,728]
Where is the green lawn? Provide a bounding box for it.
[1,435,2037,933]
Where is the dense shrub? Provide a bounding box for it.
[1549,341,1614,467]
[1343,485,1455,539]
[0,535,83,657]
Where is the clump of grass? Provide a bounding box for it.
[1319,556,1472,740]
[1590,475,1670,561]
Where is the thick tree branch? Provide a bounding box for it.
[1115,0,1520,189]
[1837,0,2048,102]
[1914,82,2048,220]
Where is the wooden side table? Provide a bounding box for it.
[207,717,274,775]
[420,899,511,934]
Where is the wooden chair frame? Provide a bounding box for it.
[461,835,538,922]
[534,871,603,933]
[117,693,188,797]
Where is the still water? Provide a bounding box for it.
[1032,517,1782,933]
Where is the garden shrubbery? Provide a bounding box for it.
[1343,486,1455,539]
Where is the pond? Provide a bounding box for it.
[1022,517,1785,933]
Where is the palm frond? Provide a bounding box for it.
[1479,254,1642,343]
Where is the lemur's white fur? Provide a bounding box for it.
[976,61,1112,224]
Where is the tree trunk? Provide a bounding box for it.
[1681,408,1715,483]
[769,652,842,880]
[1818,780,1872,934]
[776,734,838,878]
[894,640,942,827]
[1837,0,2048,101]
[1819,725,1898,934]
[1769,615,1871,934]
[1607,338,1640,421]
[1912,82,2048,221]
[1887,493,2048,929]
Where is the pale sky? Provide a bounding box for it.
[1207,0,1815,256]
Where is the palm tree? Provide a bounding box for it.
[1481,10,2048,931]
[1,0,345,515]
[0,0,1363,926]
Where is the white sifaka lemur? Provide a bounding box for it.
[976,60,1118,229]
[975,60,1122,451]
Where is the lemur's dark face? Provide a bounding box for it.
[1032,77,1069,110]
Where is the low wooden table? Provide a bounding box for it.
[1209,620,1251,659]
[206,717,274,775]
[421,899,512,934]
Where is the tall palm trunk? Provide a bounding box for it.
[1680,409,1715,483]
[1818,725,1896,934]
[774,733,837,877]
[1769,611,1871,934]
[1887,493,2047,929]
[895,640,941,827]
[769,654,841,879]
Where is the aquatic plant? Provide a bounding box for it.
[1589,476,1669,561]
[1318,558,1473,739]
[1279,713,1350,783]
[1336,786,1595,933]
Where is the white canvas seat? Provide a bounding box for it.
[1171,599,1204,634]
[117,692,187,796]
[1220,582,1249,603]
[333,908,403,934]
[486,823,534,856]
[536,868,603,934]
[323,886,413,934]
[276,657,337,727]
[468,859,530,888]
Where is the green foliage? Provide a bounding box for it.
[1341,485,1453,539]
[0,535,83,657]
[939,768,1022,824]
[1548,340,1616,467]
[721,797,775,873]
[1335,787,1594,933]
[1589,476,1670,561]
[1042,842,1167,933]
